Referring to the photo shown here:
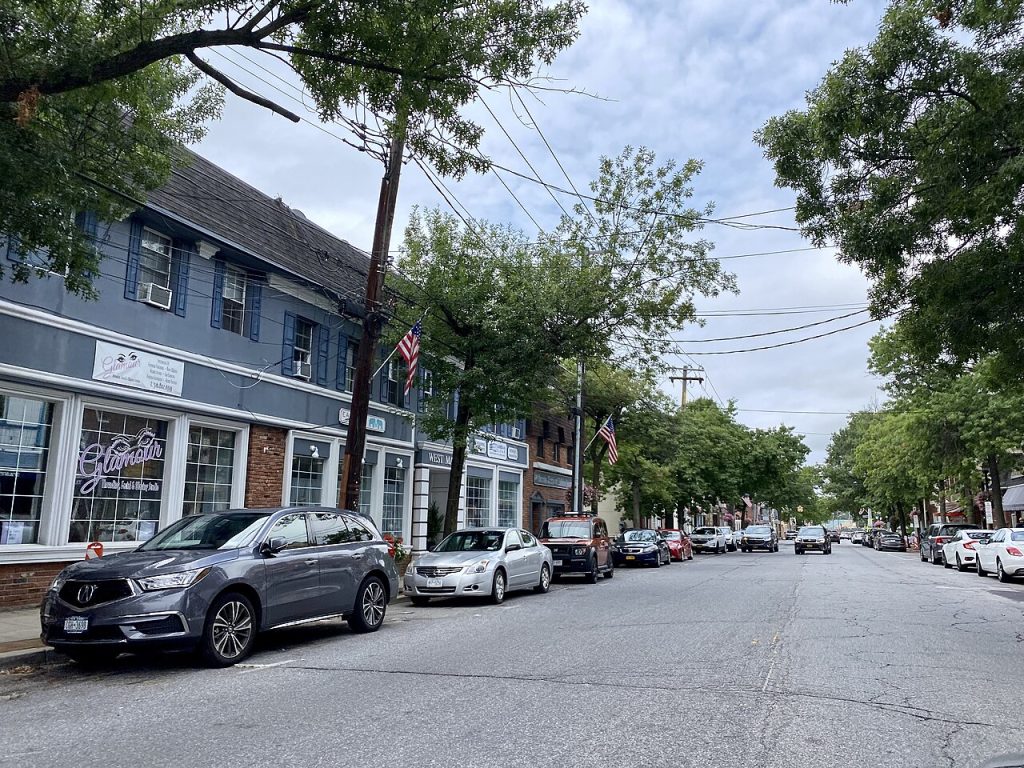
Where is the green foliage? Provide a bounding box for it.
[757,0,1024,373]
[1,0,585,295]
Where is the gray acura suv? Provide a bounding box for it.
[41,507,400,667]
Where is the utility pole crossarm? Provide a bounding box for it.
[670,366,704,408]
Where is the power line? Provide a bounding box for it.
[681,316,886,355]
[660,309,869,343]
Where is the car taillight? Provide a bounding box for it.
[963,541,975,551]
[1007,547,1024,557]
[934,537,945,545]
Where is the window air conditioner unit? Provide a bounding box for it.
[510,427,522,439]
[139,282,173,310]
[293,361,312,381]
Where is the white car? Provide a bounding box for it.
[941,529,992,572]
[718,527,738,552]
[975,528,1024,582]
[690,526,728,554]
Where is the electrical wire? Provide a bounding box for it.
[681,316,889,356]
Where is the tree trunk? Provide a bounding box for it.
[988,454,1006,528]
[939,480,948,524]
[896,500,908,542]
[631,482,641,528]
[444,395,472,538]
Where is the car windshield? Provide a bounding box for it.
[660,531,682,540]
[138,512,270,551]
[542,520,591,539]
[694,528,717,536]
[747,526,770,534]
[623,530,656,543]
[436,530,505,552]
[799,527,824,536]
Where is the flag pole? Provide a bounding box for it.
[372,311,428,378]
[583,413,613,453]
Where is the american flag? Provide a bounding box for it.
[597,416,618,464]
[397,320,422,395]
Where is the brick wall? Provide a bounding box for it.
[524,406,574,535]
[0,561,69,610]
[245,425,288,507]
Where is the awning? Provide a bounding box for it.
[1003,484,1024,512]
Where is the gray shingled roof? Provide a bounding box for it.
[145,148,370,303]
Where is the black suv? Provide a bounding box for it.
[794,525,832,555]
[740,525,779,552]
[921,522,975,565]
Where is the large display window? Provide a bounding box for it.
[71,408,168,543]
[0,394,54,545]
[183,426,237,515]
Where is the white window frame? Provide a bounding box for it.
[293,318,315,369]
[221,265,247,336]
[139,228,173,289]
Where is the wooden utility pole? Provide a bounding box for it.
[340,129,406,511]
[670,366,704,408]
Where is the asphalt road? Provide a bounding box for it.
[2,542,1023,768]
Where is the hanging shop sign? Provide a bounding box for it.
[338,409,387,433]
[487,441,507,460]
[92,341,184,397]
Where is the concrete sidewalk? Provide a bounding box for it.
[0,607,58,669]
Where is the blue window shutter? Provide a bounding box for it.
[124,218,143,300]
[379,355,389,402]
[75,210,98,240]
[316,325,330,386]
[210,259,225,329]
[4,235,16,262]
[335,335,349,391]
[246,278,262,341]
[282,312,296,376]
[172,241,192,317]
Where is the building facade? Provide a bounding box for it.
[523,407,574,536]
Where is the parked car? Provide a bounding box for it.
[828,529,842,543]
[875,530,906,552]
[406,527,553,605]
[850,530,865,544]
[941,529,992,571]
[861,529,878,547]
[658,529,693,561]
[840,530,852,540]
[784,529,797,540]
[613,529,672,567]
[740,525,779,552]
[794,525,832,555]
[539,514,614,583]
[975,528,1024,582]
[40,507,400,667]
[690,526,728,554]
[921,522,975,565]
[717,527,738,552]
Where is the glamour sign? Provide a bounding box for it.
[92,341,184,397]
[78,428,163,495]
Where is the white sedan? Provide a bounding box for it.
[976,528,1024,582]
[941,529,991,571]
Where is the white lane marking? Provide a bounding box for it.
[237,659,296,672]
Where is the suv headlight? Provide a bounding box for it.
[136,568,210,591]
[574,547,587,556]
[49,570,71,592]
[464,560,491,574]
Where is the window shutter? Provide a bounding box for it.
[124,218,143,300]
[336,335,349,391]
[74,210,98,240]
[4,235,17,263]
[246,278,262,341]
[172,241,193,317]
[210,259,225,329]
[379,356,389,402]
[282,311,296,376]
[316,325,330,386]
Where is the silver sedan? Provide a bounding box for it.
[404,527,553,605]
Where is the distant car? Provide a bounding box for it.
[690,526,728,554]
[658,529,693,561]
[539,515,614,583]
[612,529,671,567]
[840,530,852,540]
[921,522,975,565]
[740,525,778,552]
[828,529,842,543]
[40,507,400,667]
[850,530,865,544]
[784,530,797,541]
[975,528,1024,582]
[405,527,553,605]
[794,525,831,555]
[941,529,992,571]
[875,530,906,552]
[718,527,738,552]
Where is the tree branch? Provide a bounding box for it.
[254,41,439,82]
[185,52,300,122]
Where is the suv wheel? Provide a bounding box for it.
[586,556,599,583]
[348,576,387,633]
[604,559,615,579]
[534,564,551,594]
[201,591,256,667]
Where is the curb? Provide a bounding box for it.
[0,646,66,671]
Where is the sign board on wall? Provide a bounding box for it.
[486,441,507,460]
[92,341,184,396]
[338,409,387,433]
[534,470,572,490]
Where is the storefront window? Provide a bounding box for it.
[498,479,519,527]
[0,394,53,545]
[290,454,324,506]
[359,462,373,518]
[71,408,167,543]
[466,475,491,527]
[382,465,405,537]
[183,426,236,515]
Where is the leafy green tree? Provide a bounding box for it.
[757,0,1024,372]
[671,399,748,524]
[822,411,882,526]
[743,426,811,514]
[1,0,585,295]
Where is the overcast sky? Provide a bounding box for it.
[196,0,892,463]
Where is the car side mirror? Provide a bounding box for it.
[262,536,287,555]
[506,543,522,553]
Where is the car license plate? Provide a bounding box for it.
[626,555,636,560]
[63,616,89,634]
[553,559,563,567]
[426,577,443,588]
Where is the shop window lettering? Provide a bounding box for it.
[78,428,163,495]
